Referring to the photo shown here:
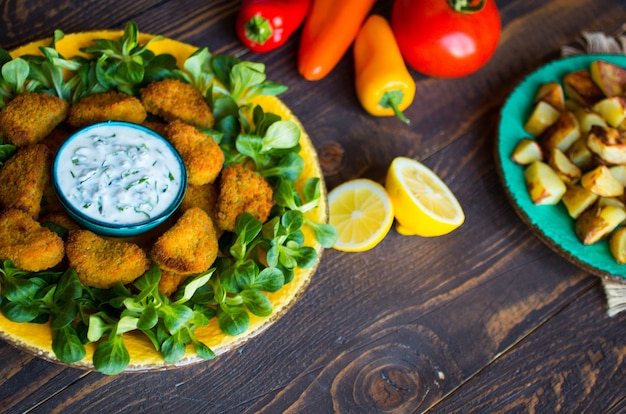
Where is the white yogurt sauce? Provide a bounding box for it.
[55,123,184,225]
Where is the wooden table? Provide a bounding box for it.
[1,0,626,412]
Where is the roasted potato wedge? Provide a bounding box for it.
[609,227,626,263]
[591,96,626,128]
[524,101,561,137]
[586,124,626,165]
[596,197,626,226]
[609,165,626,186]
[573,107,607,133]
[538,110,580,152]
[564,98,582,113]
[580,164,624,197]
[561,184,599,219]
[563,69,605,107]
[524,161,567,205]
[534,82,565,111]
[566,137,594,171]
[575,204,626,245]
[619,117,626,132]
[548,148,581,184]
[511,138,543,165]
[597,196,626,209]
[590,59,626,97]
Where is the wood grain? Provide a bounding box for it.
[0,0,626,413]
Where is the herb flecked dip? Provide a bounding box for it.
[55,123,184,225]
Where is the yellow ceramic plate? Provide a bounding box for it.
[0,31,326,371]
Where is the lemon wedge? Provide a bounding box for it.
[385,157,465,236]
[328,179,394,252]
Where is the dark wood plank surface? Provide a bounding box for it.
[1,0,626,413]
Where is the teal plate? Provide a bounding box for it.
[496,54,626,283]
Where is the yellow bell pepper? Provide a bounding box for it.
[353,14,416,124]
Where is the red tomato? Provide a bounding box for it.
[391,0,501,78]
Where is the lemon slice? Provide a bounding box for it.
[328,179,394,252]
[385,157,465,236]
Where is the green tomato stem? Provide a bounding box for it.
[449,0,486,13]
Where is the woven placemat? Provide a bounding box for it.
[560,24,626,317]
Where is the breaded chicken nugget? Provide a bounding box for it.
[0,93,68,147]
[41,127,71,156]
[39,129,69,216]
[216,163,274,232]
[39,178,64,216]
[0,209,65,272]
[142,120,168,137]
[151,207,218,275]
[65,230,150,289]
[67,91,147,129]
[180,182,221,238]
[158,269,190,297]
[39,211,81,233]
[141,78,214,129]
[165,120,224,185]
[180,182,219,216]
[0,144,50,219]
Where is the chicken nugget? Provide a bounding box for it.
[0,144,50,219]
[165,120,224,185]
[180,182,219,216]
[0,209,64,272]
[141,78,214,129]
[151,207,218,275]
[180,182,221,238]
[39,177,64,216]
[67,91,147,129]
[216,163,274,232]
[158,269,190,297]
[142,120,168,137]
[0,93,68,147]
[39,211,81,233]
[42,127,71,156]
[65,230,150,289]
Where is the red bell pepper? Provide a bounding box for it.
[235,0,311,53]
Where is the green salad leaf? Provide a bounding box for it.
[0,57,30,108]
[80,21,177,96]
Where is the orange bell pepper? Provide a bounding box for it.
[353,14,416,124]
[297,0,376,81]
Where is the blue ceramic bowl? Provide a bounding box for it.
[53,121,187,237]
